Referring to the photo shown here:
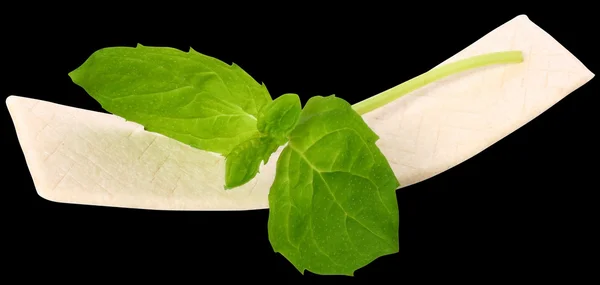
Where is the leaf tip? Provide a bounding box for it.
[223,178,247,190]
[68,68,83,85]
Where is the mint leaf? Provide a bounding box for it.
[225,136,279,189]
[267,95,400,276]
[68,44,271,155]
[225,94,302,189]
[257,93,302,143]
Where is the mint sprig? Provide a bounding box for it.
[69,45,523,276]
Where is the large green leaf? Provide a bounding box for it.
[268,95,400,276]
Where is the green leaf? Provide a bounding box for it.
[257,93,302,144]
[68,44,272,155]
[225,94,302,189]
[225,136,280,189]
[267,95,400,276]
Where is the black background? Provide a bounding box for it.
[2,4,597,282]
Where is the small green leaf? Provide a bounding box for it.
[257,93,302,143]
[225,94,302,189]
[268,95,400,276]
[225,136,280,189]
[69,44,271,155]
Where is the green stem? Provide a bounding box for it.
[351,51,524,115]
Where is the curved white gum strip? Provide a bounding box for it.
[7,15,594,211]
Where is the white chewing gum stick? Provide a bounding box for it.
[7,15,594,211]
